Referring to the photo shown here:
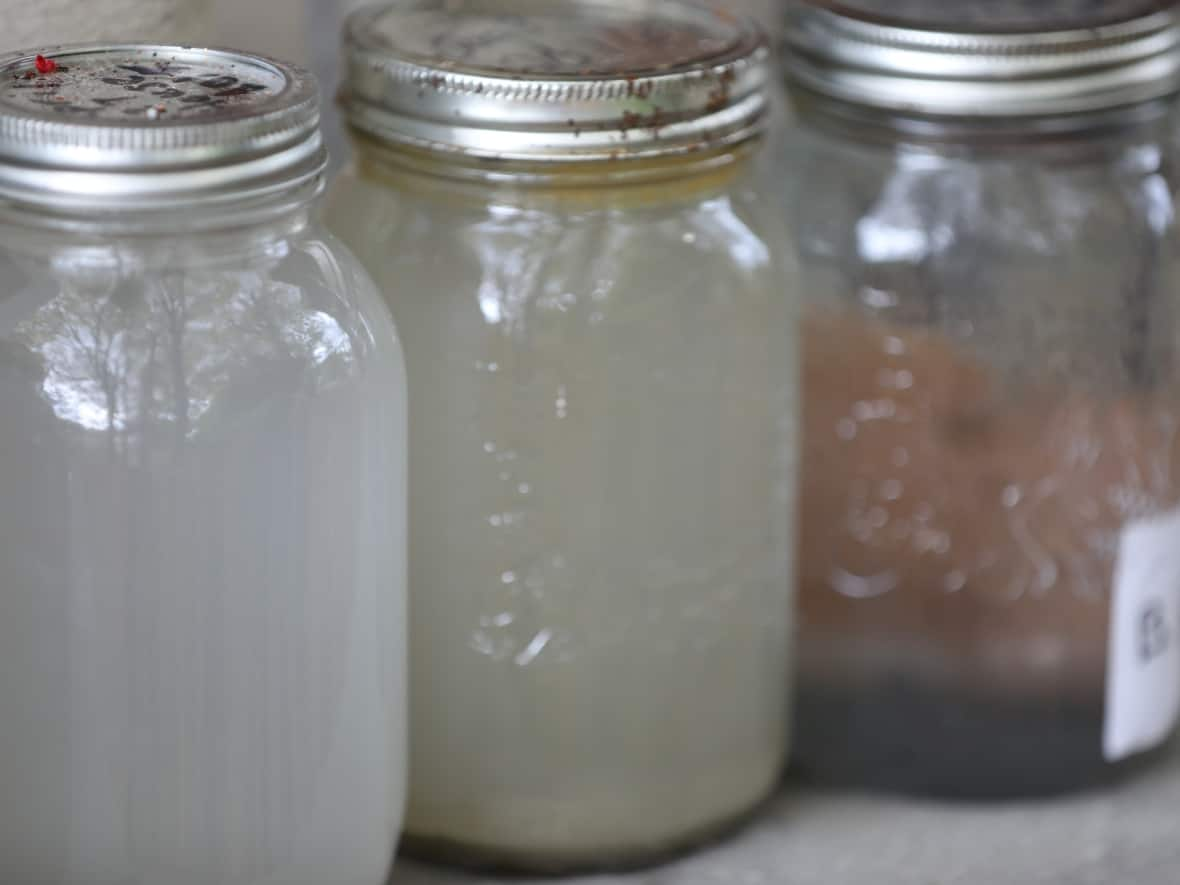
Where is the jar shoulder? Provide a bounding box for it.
[0,222,404,444]
[777,123,1180,262]
[325,162,795,306]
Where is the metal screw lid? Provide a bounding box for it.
[340,0,772,163]
[815,1,1174,34]
[783,1,1180,119]
[0,45,324,210]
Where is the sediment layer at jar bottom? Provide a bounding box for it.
[797,307,1180,795]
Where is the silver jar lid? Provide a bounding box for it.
[340,0,771,162]
[0,45,324,210]
[784,1,1180,118]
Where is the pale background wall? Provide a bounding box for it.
[0,0,213,48]
[205,1,781,70]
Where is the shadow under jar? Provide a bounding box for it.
[781,1,1180,798]
[326,0,798,874]
[0,46,408,885]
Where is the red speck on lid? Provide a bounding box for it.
[34,55,57,74]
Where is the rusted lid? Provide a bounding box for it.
[340,0,772,162]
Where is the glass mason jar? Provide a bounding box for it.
[0,46,407,884]
[781,1,1180,797]
[326,0,797,873]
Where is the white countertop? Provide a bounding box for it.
[394,739,1180,884]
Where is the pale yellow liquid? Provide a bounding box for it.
[327,144,798,870]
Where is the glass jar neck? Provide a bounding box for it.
[788,88,1179,161]
[347,131,762,208]
[0,175,321,246]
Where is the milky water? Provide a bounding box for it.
[0,219,407,885]
[327,156,798,867]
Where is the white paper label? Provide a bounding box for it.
[1103,506,1180,762]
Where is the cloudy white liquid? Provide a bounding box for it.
[0,219,407,885]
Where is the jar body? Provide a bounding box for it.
[327,147,797,872]
[781,103,1180,796]
[0,211,408,885]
